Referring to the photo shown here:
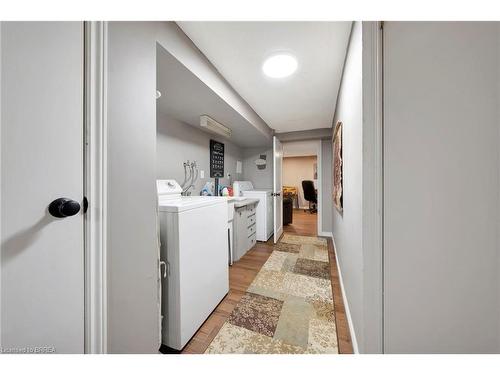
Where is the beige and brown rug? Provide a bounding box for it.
[205,234,338,354]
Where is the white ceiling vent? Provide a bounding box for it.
[200,115,232,138]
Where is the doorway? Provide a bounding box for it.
[281,140,322,236]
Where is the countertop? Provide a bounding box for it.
[232,198,260,208]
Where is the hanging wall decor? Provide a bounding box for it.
[333,121,343,212]
[254,154,267,170]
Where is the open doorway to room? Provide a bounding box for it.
[281,140,321,236]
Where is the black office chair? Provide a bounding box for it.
[302,180,317,213]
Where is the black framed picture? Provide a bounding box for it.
[210,139,224,178]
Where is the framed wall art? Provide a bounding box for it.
[333,121,343,212]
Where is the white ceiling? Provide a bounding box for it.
[156,44,272,148]
[177,22,352,133]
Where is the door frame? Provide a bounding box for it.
[316,140,324,237]
[273,136,284,243]
[83,21,108,354]
[280,140,323,236]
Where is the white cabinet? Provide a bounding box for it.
[233,202,257,262]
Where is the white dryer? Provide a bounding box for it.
[233,181,273,242]
[157,180,229,350]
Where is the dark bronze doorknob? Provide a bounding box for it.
[48,198,81,218]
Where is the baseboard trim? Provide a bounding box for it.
[318,231,333,237]
[330,235,360,354]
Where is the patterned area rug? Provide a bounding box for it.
[205,234,338,354]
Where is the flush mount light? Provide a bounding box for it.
[262,53,298,78]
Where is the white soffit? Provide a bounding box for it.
[156,44,272,147]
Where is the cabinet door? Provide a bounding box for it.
[233,207,248,261]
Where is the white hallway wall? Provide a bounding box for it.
[107,22,159,353]
[498,22,500,351]
[383,21,500,353]
[332,21,500,354]
[331,21,364,353]
[241,147,274,190]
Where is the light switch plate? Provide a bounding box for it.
[200,170,205,178]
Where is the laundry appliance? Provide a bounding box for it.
[157,179,229,350]
[233,181,273,242]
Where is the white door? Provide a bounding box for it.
[1,22,85,353]
[273,136,283,243]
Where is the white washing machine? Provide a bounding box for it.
[233,181,274,242]
[157,180,229,350]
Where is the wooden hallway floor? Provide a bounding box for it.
[181,209,353,354]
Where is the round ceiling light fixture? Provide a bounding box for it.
[262,53,298,78]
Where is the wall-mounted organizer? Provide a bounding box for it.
[210,139,224,178]
[210,139,224,196]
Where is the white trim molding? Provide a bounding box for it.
[84,21,108,354]
[318,231,333,238]
[331,235,359,353]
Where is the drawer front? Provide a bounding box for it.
[247,214,256,227]
[246,205,256,217]
[228,202,235,221]
[247,223,256,237]
[247,233,257,249]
